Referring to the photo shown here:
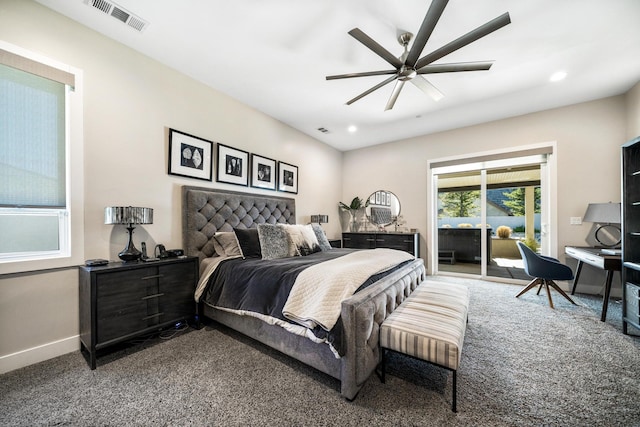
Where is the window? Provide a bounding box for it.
[0,43,83,273]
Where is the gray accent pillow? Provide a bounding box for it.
[311,224,332,251]
[213,232,242,257]
[257,224,295,260]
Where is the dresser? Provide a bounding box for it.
[79,256,198,368]
[342,232,419,257]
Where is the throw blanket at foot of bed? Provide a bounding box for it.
[283,248,414,331]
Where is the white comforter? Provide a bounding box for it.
[282,248,414,331]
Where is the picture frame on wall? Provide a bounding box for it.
[216,143,249,186]
[278,161,298,194]
[168,128,213,181]
[250,153,276,190]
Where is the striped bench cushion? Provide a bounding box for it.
[380,281,470,371]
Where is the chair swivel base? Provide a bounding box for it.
[516,278,577,309]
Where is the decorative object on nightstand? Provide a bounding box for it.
[583,202,621,248]
[104,206,153,262]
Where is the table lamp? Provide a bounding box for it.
[310,215,328,225]
[583,202,621,248]
[104,206,153,262]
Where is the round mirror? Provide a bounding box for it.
[366,190,401,226]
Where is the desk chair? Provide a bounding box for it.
[516,241,577,308]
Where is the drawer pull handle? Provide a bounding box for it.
[142,274,163,280]
[142,293,164,300]
[142,312,163,321]
[366,238,376,242]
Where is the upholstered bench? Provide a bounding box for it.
[379,281,470,412]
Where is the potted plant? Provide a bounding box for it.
[339,197,365,232]
[496,225,512,239]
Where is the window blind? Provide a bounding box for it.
[0,63,66,208]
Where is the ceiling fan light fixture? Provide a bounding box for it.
[326,1,511,111]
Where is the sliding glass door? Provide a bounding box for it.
[430,150,552,282]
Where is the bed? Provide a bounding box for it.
[182,186,425,400]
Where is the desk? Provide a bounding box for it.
[565,246,622,322]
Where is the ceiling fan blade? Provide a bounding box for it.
[405,0,449,67]
[385,80,405,111]
[326,70,397,80]
[417,61,493,74]
[348,28,404,69]
[411,75,444,102]
[415,12,511,70]
[346,75,398,105]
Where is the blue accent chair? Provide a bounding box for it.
[516,241,577,308]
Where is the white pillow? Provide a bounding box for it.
[284,224,321,256]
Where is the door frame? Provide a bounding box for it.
[427,142,557,279]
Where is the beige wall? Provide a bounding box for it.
[343,95,629,280]
[0,0,342,373]
[626,81,640,139]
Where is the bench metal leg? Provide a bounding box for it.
[380,348,386,383]
[452,370,457,413]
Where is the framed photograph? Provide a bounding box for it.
[216,143,249,186]
[278,161,298,194]
[168,128,213,181]
[250,153,277,190]
[375,191,381,205]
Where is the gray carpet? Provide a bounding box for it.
[1,278,639,426]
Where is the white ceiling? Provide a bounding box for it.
[35,0,640,151]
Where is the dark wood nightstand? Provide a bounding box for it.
[328,239,342,248]
[78,256,198,369]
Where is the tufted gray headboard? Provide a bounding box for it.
[182,186,296,263]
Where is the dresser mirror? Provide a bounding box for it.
[366,190,401,226]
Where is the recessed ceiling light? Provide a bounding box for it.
[550,71,567,82]
[347,125,358,133]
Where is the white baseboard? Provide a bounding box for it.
[0,336,79,375]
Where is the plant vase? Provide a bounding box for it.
[349,210,360,232]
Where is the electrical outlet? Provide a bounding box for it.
[570,217,582,225]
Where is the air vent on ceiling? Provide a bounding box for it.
[84,0,149,32]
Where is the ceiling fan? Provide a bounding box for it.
[326,0,511,111]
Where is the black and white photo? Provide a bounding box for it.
[168,128,213,181]
[277,161,298,194]
[217,143,249,186]
[250,154,276,190]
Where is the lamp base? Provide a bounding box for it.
[594,224,621,248]
[118,225,142,262]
